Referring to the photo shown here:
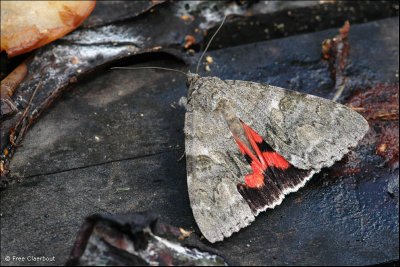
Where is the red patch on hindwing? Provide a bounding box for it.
[244,172,264,188]
[262,151,290,170]
[232,121,291,188]
[231,120,314,213]
[241,121,290,170]
[243,122,264,144]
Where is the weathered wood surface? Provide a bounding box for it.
[0,8,398,267]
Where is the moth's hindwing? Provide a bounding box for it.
[184,76,369,243]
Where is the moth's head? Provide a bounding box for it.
[186,71,200,88]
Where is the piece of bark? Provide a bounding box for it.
[66,211,234,266]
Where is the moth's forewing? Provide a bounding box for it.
[185,77,255,243]
[221,79,369,171]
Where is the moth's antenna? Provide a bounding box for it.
[195,15,228,74]
[111,66,186,76]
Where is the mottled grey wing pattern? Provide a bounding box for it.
[221,79,369,170]
[185,78,255,243]
[184,75,368,243]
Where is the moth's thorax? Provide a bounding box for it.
[186,71,200,88]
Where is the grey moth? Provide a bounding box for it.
[183,72,369,243]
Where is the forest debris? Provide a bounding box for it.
[347,83,399,169]
[322,21,350,101]
[1,62,27,119]
[1,1,96,57]
[66,212,232,266]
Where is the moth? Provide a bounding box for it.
[114,17,369,244]
[184,71,368,243]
